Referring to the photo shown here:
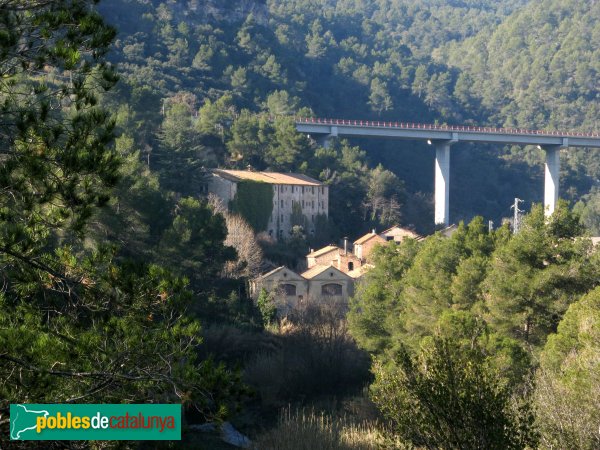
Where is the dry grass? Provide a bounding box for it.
[254,407,406,450]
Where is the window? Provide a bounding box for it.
[302,200,305,208]
[311,214,314,222]
[280,284,297,296]
[302,186,305,194]
[281,200,284,208]
[312,186,315,194]
[292,186,295,193]
[348,262,354,271]
[312,200,314,208]
[322,283,342,296]
[281,214,284,221]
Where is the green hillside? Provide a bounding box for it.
[3,2,600,449]
[98,0,579,235]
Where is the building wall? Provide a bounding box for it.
[269,184,329,239]
[208,174,237,204]
[306,278,352,303]
[354,236,387,262]
[360,238,385,262]
[208,173,328,240]
[251,266,353,315]
[250,271,309,316]
[334,253,362,273]
[308,249,339,268]
[380,227,420,243]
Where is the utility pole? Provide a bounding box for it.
[511,198,524,233]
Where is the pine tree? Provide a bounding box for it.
[0,1,244,432]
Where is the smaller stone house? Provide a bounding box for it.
[306,243,362,274]
[306,245,340,268]
[353,231,387,262]
[380,225,424,243]
[439,224,458,238]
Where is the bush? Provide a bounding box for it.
[371,337,538,450]
[244,303,371,408]
[254,407,394,450]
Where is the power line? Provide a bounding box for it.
[510,198,524,233]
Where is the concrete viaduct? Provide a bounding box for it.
[295,118,600,226]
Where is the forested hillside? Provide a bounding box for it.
[97,0,599,237]
[2,1,599,449]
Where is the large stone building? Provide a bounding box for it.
[208,169,328,239]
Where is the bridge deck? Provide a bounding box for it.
[295,118,600,148]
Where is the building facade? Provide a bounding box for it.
[380,225,424,243]
[209,169,328,239]
[306,244,362,274]
[353,231,387,262]
[249,265,353,315]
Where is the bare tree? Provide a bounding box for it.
[208,194,264,278]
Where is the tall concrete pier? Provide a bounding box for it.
[434,142,451,226]
[543,146,561,217]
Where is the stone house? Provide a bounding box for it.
[208,169,328,239]
[380,225,424,243]
[249,264,354,315]
[300,265,354,301]
[353,231,387,262]
[306,241,362,274]
[248,266,308,315]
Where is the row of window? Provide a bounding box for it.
[279,199,325,209]
[279,283,343,296]
[268,228,316,237]
[277,214,317,222]
[279,185,325,195]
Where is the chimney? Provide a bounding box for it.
[343,237,348,255]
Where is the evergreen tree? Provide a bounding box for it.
[371,337,538,450]
[0,1,244,432]
[484,203,599,349]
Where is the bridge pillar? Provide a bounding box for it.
[317,135,332,148]
[434,142,451,226]
[316,126,338,149]
[543,145,561,217]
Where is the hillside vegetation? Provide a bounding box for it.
[2,1,600,449]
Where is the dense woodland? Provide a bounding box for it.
[0,1,599,449]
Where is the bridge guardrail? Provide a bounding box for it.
[294,117,600,138]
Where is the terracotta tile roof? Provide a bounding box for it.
[301,264,350,280]
[354,232,386,245]
[255,266,302,281]
[213,169,323,186]
[380,225,423,240]
[307,245,340,258]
